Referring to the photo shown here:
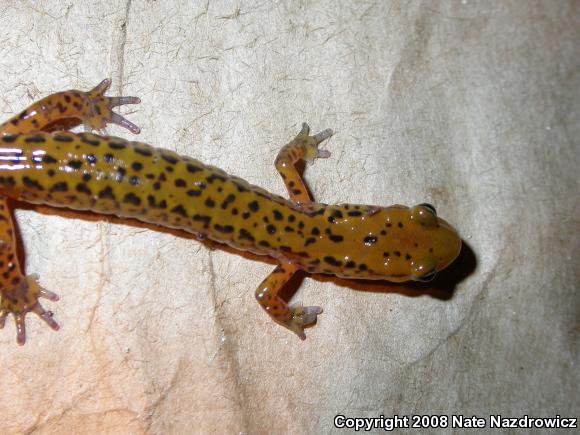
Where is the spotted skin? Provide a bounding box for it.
[0,80,461,344]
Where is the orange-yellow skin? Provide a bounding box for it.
[0,80,461,344]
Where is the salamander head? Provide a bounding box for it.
[334,204,461,282]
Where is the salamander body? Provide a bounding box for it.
[0,80,461,344]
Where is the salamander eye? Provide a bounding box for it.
[416,270,437,282]
[410,204,437,227]
[418,203,436,215]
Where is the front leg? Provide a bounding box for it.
[0,196,59,345]
[275,123,333,203]
[255,263,322,340]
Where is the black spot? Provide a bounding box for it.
[280,246,292,252]
[383,252,390,258]
[132,162,143,171]
[259,240,271,247]
[19,110,27,120]
[323,256,342,267]
[329,234,344,243]
[380,230,387,236]
[266,224,276,235]
[288,215,296,222]
[242,212,251,219]
[174,179,186,187]
[348,210,362,217]
[273,210,283,221]
[358,264,368,271]
[42,155,58,164]
[220,194,236,210]
[22,176,44,190]
[311,227,320,236]
[135,146,152,156]
[298,221,305,229]
[398,222,403,228]
[345,261,356,268]
[53,134,73,142]
[405,254,412,260]
[98,186,115,199]
[82,173,92,182]
[328,209,343,223]
[161,153,178,164]
[364,236,378,245]
[305,237,316,246]
[284,226,295,233]
[67,160,83,170]
[248,201,259,212]
[204,198,215,208]
[239,229,255,242]
[206,174,227,183]
[0,176,15,186]
[47,169,55,177]
[147,195,167,209]
[104,153,115,164]
[116,167,127,182]
[171,205,188,217]
[193,214,211,227]
[50,181,68,192]
[153,182,161,190]
[81,136,100,146]
[86,154,97,165]
[129,176,140,186]
[64,95,71,103]
[394,251,401,257]
[214,224,234,233]
[25,136,46,143]
[186,163,202,173]
[187,189,202,196]
[123,193,142,206]
[145,173,155,179]
[109,141,127,150]
[234,182,249,193]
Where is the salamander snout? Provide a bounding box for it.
[406,204,461,281]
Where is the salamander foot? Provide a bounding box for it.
[282,304,323,340]
[0,274,59,345]
[85,78,141,134]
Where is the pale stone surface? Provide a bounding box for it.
[0,1,578,434]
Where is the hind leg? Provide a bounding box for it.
[0,78,141,135]
[0,80,141,344]
[255,262,322,340]
[0,196,59,345]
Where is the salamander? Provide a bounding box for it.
[0,79,461,344]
